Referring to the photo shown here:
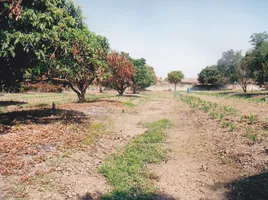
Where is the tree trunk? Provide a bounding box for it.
[99,85,103,93]
[132,86,138,94]
[68,82,88,103]
[118,90,124,96]
[77,91,86,103]
[242,84,247,93]
[118,86,127,96]
[174,84,177,91]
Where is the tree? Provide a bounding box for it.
[217,49,242,84]
[49,28,109,102]
[104,52,135,96]
[198,66,222,85]
[237,54,251,93]
[250,32,268,47]
[147,66,158,85]
[248,32,268,87]
[132,64,155,93]
[0,0,110,102]
[0,0,85,92]
[167,70,184,91]
[129,58,155,93]
[94,65,109,93]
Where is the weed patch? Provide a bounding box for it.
[99,119,171,199]
[123,101,136,107]
[83,123,106,145]
[245,127,257,142]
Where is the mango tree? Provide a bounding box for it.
[167,70,184,91]
[49,28,109,102]
[131,58,155,93]
[104,52,135,96]
[0,0,85,91]
[198,66,222,85]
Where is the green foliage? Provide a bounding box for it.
[245,127,257,142]
[0,0,83,91]
[198,66,222,85]
[49,27,109,102]
[174,92,241,132]
[236,54,252,93]
[230,122,237,132]
[217,49,243,84]
[248,32,268,87]
[131,62,155,93]
[193,91,268,104]
[167,70,184,90]
[0,0,110,101]
[117,55,156,94]
[249,113,257,124]
[99,119,171,199]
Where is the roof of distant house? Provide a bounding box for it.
[181,78,199,84]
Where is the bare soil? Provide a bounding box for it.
[191,93,268,122]
[1,91,267,200]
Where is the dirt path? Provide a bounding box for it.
[149,93,243,200]
[191,93,268,122]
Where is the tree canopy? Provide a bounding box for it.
[0,0,86,92]
[217,49,242,84]
[248,32,268,86]
[49,28,109,102]
[198,66,222,85]
[130,58,155,93]
[198,32,268,92]
[104,52,135,96]
[167,70,184,90]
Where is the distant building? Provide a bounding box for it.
[180,78,199,85]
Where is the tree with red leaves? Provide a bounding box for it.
[105,52,135,95]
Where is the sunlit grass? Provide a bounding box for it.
[99,119,172,199]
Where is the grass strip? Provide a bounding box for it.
[99,119,172,199]
[122,101,136,107]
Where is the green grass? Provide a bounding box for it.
[249,113,257,124]
[99,119,172,199]
[192,91,268,104]
[230,122,237,132]
[245,127,258,142]
[122,101,136,107]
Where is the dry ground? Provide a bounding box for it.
[191,92,268,122]
[0,90,267,199]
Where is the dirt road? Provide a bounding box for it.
[150,93,242,200]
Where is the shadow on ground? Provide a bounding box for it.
[85,99,122,104]
[78,190,176,200]
[230,92,268,99]
[228,171,268,200]
[0,108,87,134]
[212,171,268,200]
[0,101,27,106]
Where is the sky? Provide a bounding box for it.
[75,0,268,78]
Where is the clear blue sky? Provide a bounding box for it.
[75,0,267,78]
